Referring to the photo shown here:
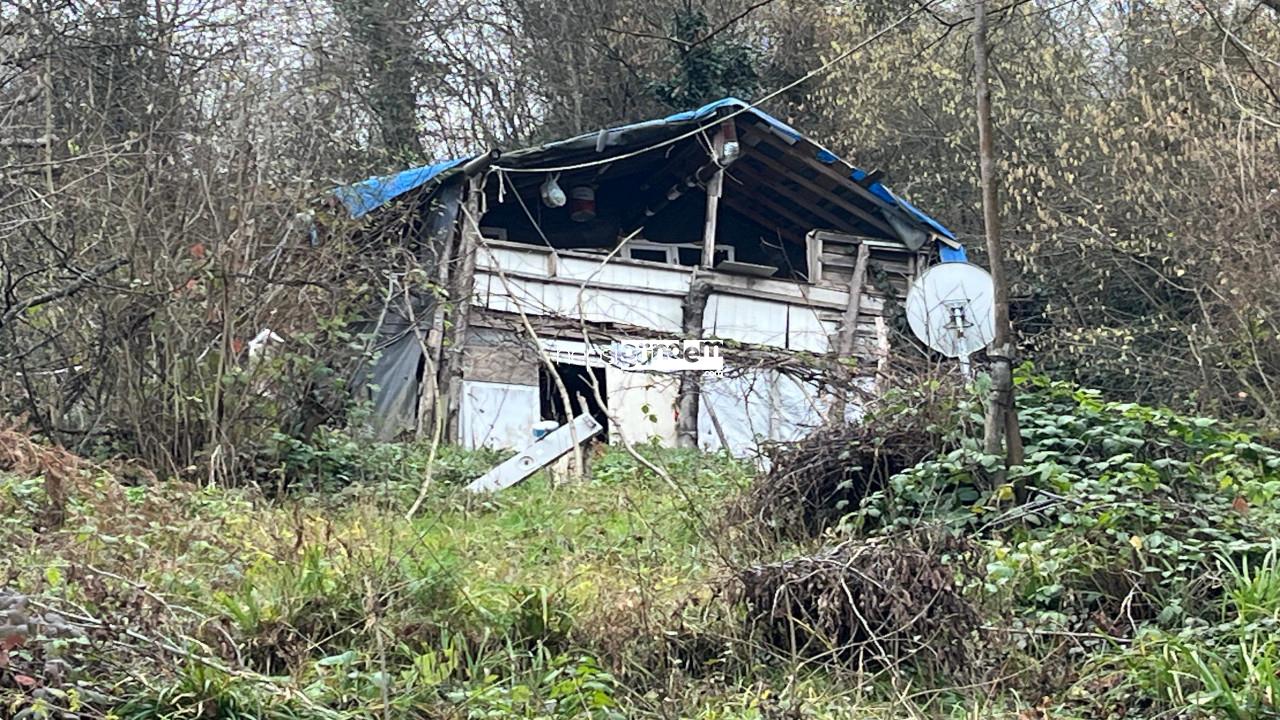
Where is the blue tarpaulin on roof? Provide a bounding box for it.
[335,157,467,219]
[333,97,963,259]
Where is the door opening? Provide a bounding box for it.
[539,362,609,436]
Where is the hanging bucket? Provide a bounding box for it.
[569,186,596,222]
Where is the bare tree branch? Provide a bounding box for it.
[0,257,127,329]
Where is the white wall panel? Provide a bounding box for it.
[707,295,789,348]
[786,305,832,353]
[475,272,683,332]
[461,380,539,451]
[555,256,690,293]
[698,370,829,457]
[476,245,551,276]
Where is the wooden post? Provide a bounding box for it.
[419,149,498,441]
[439,175,483,443]
[417,230,454,439]
[973,0,1024,485]
[829,242,870,421]
[701,127,726,268]
[676,276,713,449]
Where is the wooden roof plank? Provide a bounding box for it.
[741,130,898,237]
[731,160,858,236]
[720,195,804,245]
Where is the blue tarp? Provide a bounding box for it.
[335,157,467,219]
[333,97,962,259]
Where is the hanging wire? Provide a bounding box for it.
[490,0,939,175]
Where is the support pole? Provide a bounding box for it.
[417,236,454,440]
[438,174,484,443]
[701,124,729,268]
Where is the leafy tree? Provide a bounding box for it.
[651,6,760,109]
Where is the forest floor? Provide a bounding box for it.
[3,375,1280,719]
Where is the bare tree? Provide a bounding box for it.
[972,0,1023,485]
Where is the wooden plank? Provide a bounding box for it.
[810,229,908,252]
[419,194,460,438]
[820,253,913,276]
[441,176,484,442]
[707,280,847,311]
[806,232,822,283]
[465,412,603,493]
[720,195,805,245]
[702,128,725,268]
[830,242,871,419]
[743,130,901,234]
[733,158,855,234]
[741,131,897,237]
[839,242,872,356]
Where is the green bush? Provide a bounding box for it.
[844,372,1280,716]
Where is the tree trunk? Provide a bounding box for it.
[676,277,713,449]
[830,241,870,422]
[973,0,1024,484]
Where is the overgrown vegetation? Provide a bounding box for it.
[3,0,1278,716]
[4,372,1280,718]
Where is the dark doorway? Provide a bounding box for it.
[539,362,609,436]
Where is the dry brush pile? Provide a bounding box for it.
[736,530,983,675]
[734,383,959,544]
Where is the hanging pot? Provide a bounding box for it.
[569,186,596,222]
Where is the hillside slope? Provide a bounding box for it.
[2,376,1278,719]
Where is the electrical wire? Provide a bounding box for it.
[490,0,938,175]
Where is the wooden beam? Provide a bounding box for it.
[639,141,703,194]
[622,144,718,233]
[746,127,899,217]
[702,127,726,268]
[720,195,805,245]
[439,175,484,443]
[732,160,854,236]
[806,232,822,284]
[739,133,897,237]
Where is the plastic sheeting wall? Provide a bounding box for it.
[606,367,679,446]
[357,181,463,440]
[697,370,829,456]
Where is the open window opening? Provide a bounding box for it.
[539,362,609,436]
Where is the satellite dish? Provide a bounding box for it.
[905,263,996,369]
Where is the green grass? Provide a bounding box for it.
[0,444,760,719]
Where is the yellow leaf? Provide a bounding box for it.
[1129,535,1143,551]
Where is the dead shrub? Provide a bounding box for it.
[0,422,85,483]
[737,422,934,543]
[735,531,981,675]
[0,420,90,528]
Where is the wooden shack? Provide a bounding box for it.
[334,98,966,456]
